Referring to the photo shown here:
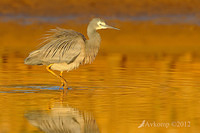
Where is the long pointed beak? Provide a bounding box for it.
[105,24,120,30]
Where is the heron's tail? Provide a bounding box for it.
[24,50,42,65]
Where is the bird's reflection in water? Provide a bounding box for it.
[25,104,99,133]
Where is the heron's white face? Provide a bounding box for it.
[96,21,107,30]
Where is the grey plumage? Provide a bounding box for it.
[24,18,119,90]
[25,28,86,66]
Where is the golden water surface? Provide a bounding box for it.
[0,19,200,133]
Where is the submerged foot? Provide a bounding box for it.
[63,83,68,93]
[59,82,64,90]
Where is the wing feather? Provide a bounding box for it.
[25,28,86,65]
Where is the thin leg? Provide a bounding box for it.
[60,72,68,93]
[46,64,68,92]
[59,82,64,90]
[59,71,64,90]
[60,71,63,77]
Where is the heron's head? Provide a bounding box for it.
[89,18,119,31]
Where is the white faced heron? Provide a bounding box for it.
[24,18,119,92]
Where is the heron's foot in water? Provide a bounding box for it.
[58,81,68,94]
[59,82,64,90]
[63,84,68,94]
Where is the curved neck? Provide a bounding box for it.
[84,26,101,64]
[86,24,101,47]
[87,26,100,41]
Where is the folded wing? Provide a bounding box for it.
[25,28,86,65]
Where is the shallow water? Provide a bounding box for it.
[0,19,200,133]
